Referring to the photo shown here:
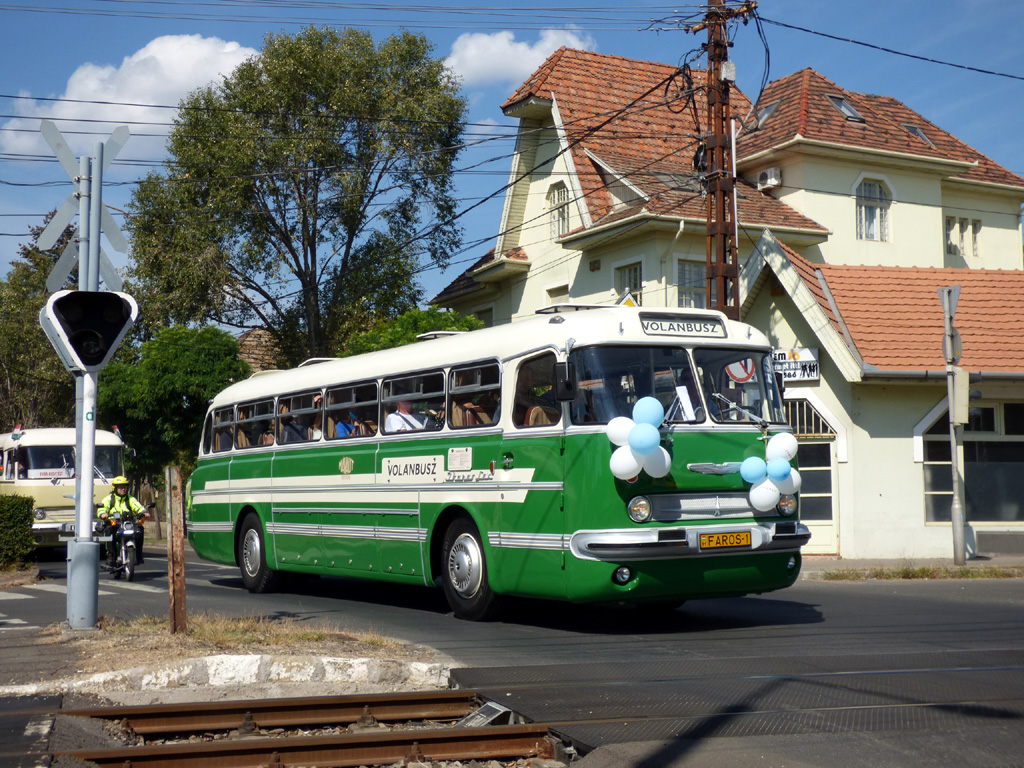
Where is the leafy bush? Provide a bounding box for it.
[0,495,35,570]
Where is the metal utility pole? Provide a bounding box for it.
[692,0,756,320]
[939,286,967,565]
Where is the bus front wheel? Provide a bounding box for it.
[239,515,278,593]
[441,518,498,621]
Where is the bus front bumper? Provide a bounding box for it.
[570,521,810,561]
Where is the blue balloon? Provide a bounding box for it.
[632,396,665,427]
[628,422,661,455]
[740,456,767,483]
[766,457,792,482]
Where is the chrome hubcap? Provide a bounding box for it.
[447,533,482,598]
[242,528,261,577]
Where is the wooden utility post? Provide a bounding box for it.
[165,464,187,633]
[693,0,757,320]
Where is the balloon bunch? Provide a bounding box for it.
[606,396,672,480]
[740,432,801,511]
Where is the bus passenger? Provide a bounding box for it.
[386,400,426,432]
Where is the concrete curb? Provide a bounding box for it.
[0,654,453,698]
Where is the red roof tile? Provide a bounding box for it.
[504,48,824,236]
[782,247,1024,373]
[739,68,1024,189]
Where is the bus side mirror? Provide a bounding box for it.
[554,361,577,401]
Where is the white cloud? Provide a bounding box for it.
[446,29,597,88]
[1,34,257,159]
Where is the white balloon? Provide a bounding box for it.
[609,445,643,480]
[749,477,782,512]
[606,416,634,446]
[642,446,672,478]
[775,467,802,495]
[766,432,799,462]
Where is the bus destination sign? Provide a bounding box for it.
[639,314,726,338]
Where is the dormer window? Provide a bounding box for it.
[856,179,890,242]
[826,94,865,122]
[902,123,935,147]
[547,182,569,239]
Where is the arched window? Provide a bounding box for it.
[547,182,569,239]
[856,179,890,242]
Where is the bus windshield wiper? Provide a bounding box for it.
[710,392,768,427]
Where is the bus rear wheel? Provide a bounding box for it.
[441,518,498,621]
[239,514,279,593]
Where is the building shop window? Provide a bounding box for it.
[677,260,706,308]
[856,179,890,242]
[547,182,569,239]
[783,398,836,522]
[923,402,1024,523]
[615,261,643,305]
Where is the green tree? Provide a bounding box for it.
[127,26,467,366]
[98,326,250,478]
[339,307,484,357]
[0,218,76,430]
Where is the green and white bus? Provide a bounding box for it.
[188,305,810,620]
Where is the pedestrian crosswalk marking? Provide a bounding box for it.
[0,591,33,600]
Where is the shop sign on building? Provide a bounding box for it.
[774,347,820,382]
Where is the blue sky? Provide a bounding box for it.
[2,0,1022,304]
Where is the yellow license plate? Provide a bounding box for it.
[699,531,751,550]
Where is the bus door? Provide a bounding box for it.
[496,352,567,597]
[269,392,324,571]
[374,372,447,579]
[320,382,380,575]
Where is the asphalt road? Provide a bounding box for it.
[4,546,1023,767]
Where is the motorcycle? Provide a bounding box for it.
[100,504,153,581]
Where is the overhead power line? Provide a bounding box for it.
[759,17,1024,83]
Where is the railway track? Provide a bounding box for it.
[24,690,566,767]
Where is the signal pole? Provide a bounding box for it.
[692,0,757,320]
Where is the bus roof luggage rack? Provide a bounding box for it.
[536,303,609,314]
[416,331,466,341]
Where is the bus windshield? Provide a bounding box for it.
[692,347,785,425]
[18,445,123,480]
[568,345,785,425]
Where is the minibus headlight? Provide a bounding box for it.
[34,509,46,520]
[777,495,797,517]
[627,496,652,523]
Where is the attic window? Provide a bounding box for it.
[826,94,865,123]
[547,182,569,239]
[902,123,935,147]
[756,99,780,128]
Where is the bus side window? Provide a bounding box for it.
[513,353,560,428]
[201,413,213,455]
[278,391,321,444]
[213,407,234,453]
[382,371,445,434]
[326,382,378,439]
[449,362,500,429]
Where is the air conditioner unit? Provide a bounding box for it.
[757,166,782,191]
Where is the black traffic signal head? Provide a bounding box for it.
[39,290,138,373]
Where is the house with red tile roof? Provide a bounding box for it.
[434,48,1024,559]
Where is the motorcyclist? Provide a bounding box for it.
[98,475,148,565]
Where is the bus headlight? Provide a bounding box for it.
[627,496,652,523]
[777,495,798,517]
[34,509,46,520]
